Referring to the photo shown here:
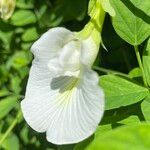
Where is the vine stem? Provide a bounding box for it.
[0,110,22,145]
[93,66,130,78]
[134,46,148,87]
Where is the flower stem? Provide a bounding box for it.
[93,66,129,78]
[134,46,148,87]
[0,110,22,145]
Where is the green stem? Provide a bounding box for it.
[0,110,22,145]
[134,46,148,87]
[93,66,129,78]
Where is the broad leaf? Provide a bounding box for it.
[111,0,150,45]
[0,96,18,120]
[100,75,149,110]
[10,10,36,26]
[16,0,34,9]
[86,123,150,150]
[2,133,19,150]
[128,67,142,78]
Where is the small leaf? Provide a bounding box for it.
[128,67,142,78]
[2,133,19,150]
[0,89,10,97]
[143,56,150,87]
[0,96,18,120]
[10,75,21,94]
[10,10,36,26]
[95,124,112,136]
[6,51,32,70]
[100,75,149,110]
[141,95,150,121]
[0,30,13,50]
[118,115,140,125]
[22,27,39,42]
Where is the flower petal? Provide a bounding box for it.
[48,39,81,77]
[80,37,98,67]
[21,63,104,144]
[31,27,74,61]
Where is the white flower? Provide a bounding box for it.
[21,27,104,145]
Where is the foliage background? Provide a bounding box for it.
[0,0,150,149]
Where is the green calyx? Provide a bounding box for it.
[77,0,115,45]
[75,0,115,65]
[77,0,106,46]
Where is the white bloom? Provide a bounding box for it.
[21,27,104,145]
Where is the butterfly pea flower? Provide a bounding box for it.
[21,0,115,145]
[0,0,15,20]
[21,27,104,144]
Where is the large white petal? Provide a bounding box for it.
[31,27,74,62]
[21,63,104,144]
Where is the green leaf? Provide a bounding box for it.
[45,0,87,27]
[145,38,150,55]
[0,96,18,120]
[141,95,150,121]
[86,123,150,150]
[74,136,94,150]
[118,115,140,125]
[0,30,13,50]
[143,56,150,87]
[75,104,141,150]
[0,89,10,97]
[88,0,96,17]
[10,10,37,26]
[95,124,112,136]
[9,75,21,94]
[2,133,19,150]
[21,42,32,50]
[16,0,34,9]
[101,0,115,16]
[111,0,150,45]
[143,38,150,87]
[22,27,39,42]
[128,67,142,78]
[100,75,149,110]
[102,102,142,125]
[6,51,32,70]
[20,126,29,144]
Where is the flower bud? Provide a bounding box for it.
[0,0,16,20]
